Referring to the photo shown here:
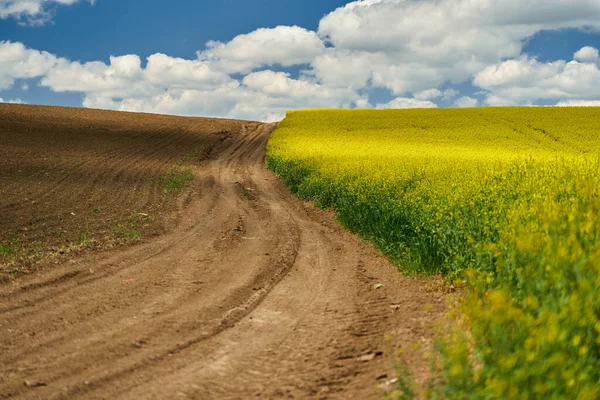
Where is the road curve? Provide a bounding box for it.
[0,122,444,399]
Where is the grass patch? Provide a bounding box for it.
[160,148,206,195]
[177,149,205,164]
[160,166,194,194]
[0,243,11,255]
[78,232,90,246]
[0,238,21,258]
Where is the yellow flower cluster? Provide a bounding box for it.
[267,107,600,398]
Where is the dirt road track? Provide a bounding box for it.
[0,122,444,399]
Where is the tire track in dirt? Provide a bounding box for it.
[0,120,445,399]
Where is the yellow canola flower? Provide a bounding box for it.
[267,107,600,398]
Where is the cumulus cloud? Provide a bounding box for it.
[557,100,600,107]
[0,41,59,89]
[354,97,372,109]
[474,51,600,105]
[454,96,478,108]
[198,26,326,74]
[474,56,563,88]
[442,89,460,101]
[308,50,373,89]
[144,54,235,90]
[414,89,442,100]
[0,97,26,104]
[0,0,95,25]
[0,40,355,121]
[40,52,236,99]
[574,46,599,63]
[81,81,359,123]
[377,97,438,109]
[242,70,357,103]
[243,70,320,97]
[310,49,453,95]
[4,1,600,119]
[314,0,600,95]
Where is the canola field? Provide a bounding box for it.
[267,108,600,398]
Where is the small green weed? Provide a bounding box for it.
[113,220,141,241]
[78,232,90,246]
[160,166,194,194]
[124,228,141,240]
[178,149,204,164]
[0,243,11,255]
[0,239,21,257]
[385,354,417,400]
[379,335,418,400]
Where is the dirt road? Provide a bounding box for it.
[0,121,444,399]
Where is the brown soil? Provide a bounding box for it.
[0,105,446,399]
[0,104,244,280]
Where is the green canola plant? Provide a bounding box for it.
[267,107,600,399]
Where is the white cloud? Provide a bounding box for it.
[0,97,26,104]
[557,100,600,107]
[355,97,371,108]
[198,25,325,74]
[243,70,317,97]
[454,96,478,108]
[0,41,59,90]
[309,49,373,89]
[310,49,454,95]
[83,80,359,123]
[314,0,600,95]
[482,94,520,107]
[242,70,357,103]
[5,1,600,120]
[377,97,438,109]
[16,43,359,121]
[320,0,600,53]
[40,53,236,99]
[442,88,460,101]
[414,89,442,100]
[475,55,600,105]
[84,88,245,120]
[42,57,150,98]
[0,0,95,25]
[144,53,234,90]
[574,46,599,63]
[474,56,564,88]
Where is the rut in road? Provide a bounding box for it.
[0,122,445,399]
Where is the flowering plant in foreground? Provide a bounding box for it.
[267,108,600,398]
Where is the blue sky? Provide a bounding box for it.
[3,1,349,60]
[2,0,600,120]
[0,0,349,109]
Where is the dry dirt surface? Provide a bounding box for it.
[0,105,446,399]
[0,104,244,280]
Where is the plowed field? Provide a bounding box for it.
[0,104,444,399]
[0,104,244,279]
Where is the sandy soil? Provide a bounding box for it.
[0,106,445,399]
